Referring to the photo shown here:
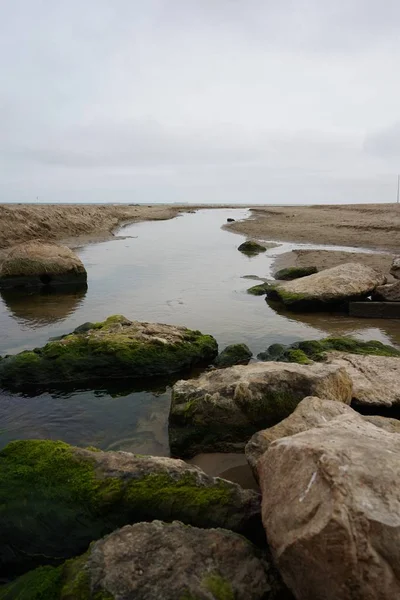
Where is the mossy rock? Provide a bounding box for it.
[0,315,218,389]
[0,439,261,579]
[238,241,266,255]
[214,344,253,367]
[246,284,271,296]
[0,521,289,600]
[273,266,318,281]
[257,336,400,364]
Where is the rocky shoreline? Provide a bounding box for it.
[2,210,400,598]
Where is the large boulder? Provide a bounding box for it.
[267,262,386,309]
[169,362,352,457]
[0,439,261,578]
[373,280,400,301]
[0,241,87,289]
[214,343,252,367]
[0,315,218,388]
[0,521,291,600]
[246,396,400,479]
[326,351,400,408]
[390,256,400,279]
[260,414,400,600]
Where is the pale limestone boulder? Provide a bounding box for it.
[260,414,400,600]
[390,256,400,279]
[246,396,400,478]
[373,280,400,301]
[169,362,352,457]
[267,262,386,308]
[326,351,400,407]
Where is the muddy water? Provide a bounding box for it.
[0,208,399,485]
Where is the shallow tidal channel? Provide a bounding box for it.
[1,208,399,484]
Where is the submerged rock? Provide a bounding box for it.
[260,413,400,600]
[0,439,261,578]
[0,241,87,289]
[273,266,317,280]
[214,343,252,368]
[169,362,352,457]
[238,240,267,255]
[246,396,400,479]
[267,262,386,309]
[247,283,271,296]
[0,315,218,388]
[0,521,291,600]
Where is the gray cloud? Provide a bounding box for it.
[1,0,400,204]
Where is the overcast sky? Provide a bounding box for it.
[1,0,400,204]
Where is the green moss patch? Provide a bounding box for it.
[203,574,234,600]
[0,439,254,579]
[0,316,218,389]
[273,266,317,280]
[246,284,270,296]
[214,344,252,367]
[257,336,400,363]
[238,241,266,255]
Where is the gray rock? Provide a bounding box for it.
[2,521,292,599]
[326,351,400,407]
[260,413,400,600]
[169,362,352,457]
[267,262,386,309]
[373,280,400,301]
[246,396,400,479]
[390,256,400,279]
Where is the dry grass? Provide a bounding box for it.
[0,204,191,250]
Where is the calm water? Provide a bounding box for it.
[1,208,399,455]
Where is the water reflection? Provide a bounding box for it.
[266,298,400,347]
[1,284,87,328]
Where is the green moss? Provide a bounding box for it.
[274,266,317,280]
[284,349,312,364]
[202,574,234,600]
[246,284,270,296]
[214,344,252,367]
[0,565,63,600]
[274,288,309,306]
[0,553,114,600]
[0,316,218,388]
[258,336,400,365]
[0,439,249,579]
[238,241,266,255]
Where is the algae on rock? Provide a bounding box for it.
[0,315,218,388]
[0,439,261,578]
[0,521,290,600]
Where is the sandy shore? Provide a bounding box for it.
[0,204,197,251]
[227,204,400,252]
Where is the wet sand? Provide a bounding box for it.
[227,204,400,252]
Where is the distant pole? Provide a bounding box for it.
[397,175,400,204]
